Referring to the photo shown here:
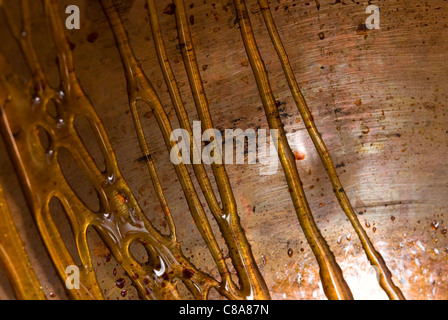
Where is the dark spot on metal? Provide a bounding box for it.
[137,154,152,163]
[336,162,345,168]
[163,3,176,15]
[182,268,195,279]
[87,32,99,43]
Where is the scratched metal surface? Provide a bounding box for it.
[0,0,447,300]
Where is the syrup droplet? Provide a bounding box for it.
[431,221,439,231]
[293,151,306,161]
[115,278,126,289]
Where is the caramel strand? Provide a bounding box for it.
[257,0,405,300]
[233,0,353,300]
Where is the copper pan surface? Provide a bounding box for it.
[0,0,446,300]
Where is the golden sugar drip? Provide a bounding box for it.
[100,0,270,300]
[257,0,404,300]
[0,182,45,300]
[0,0,219,300]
